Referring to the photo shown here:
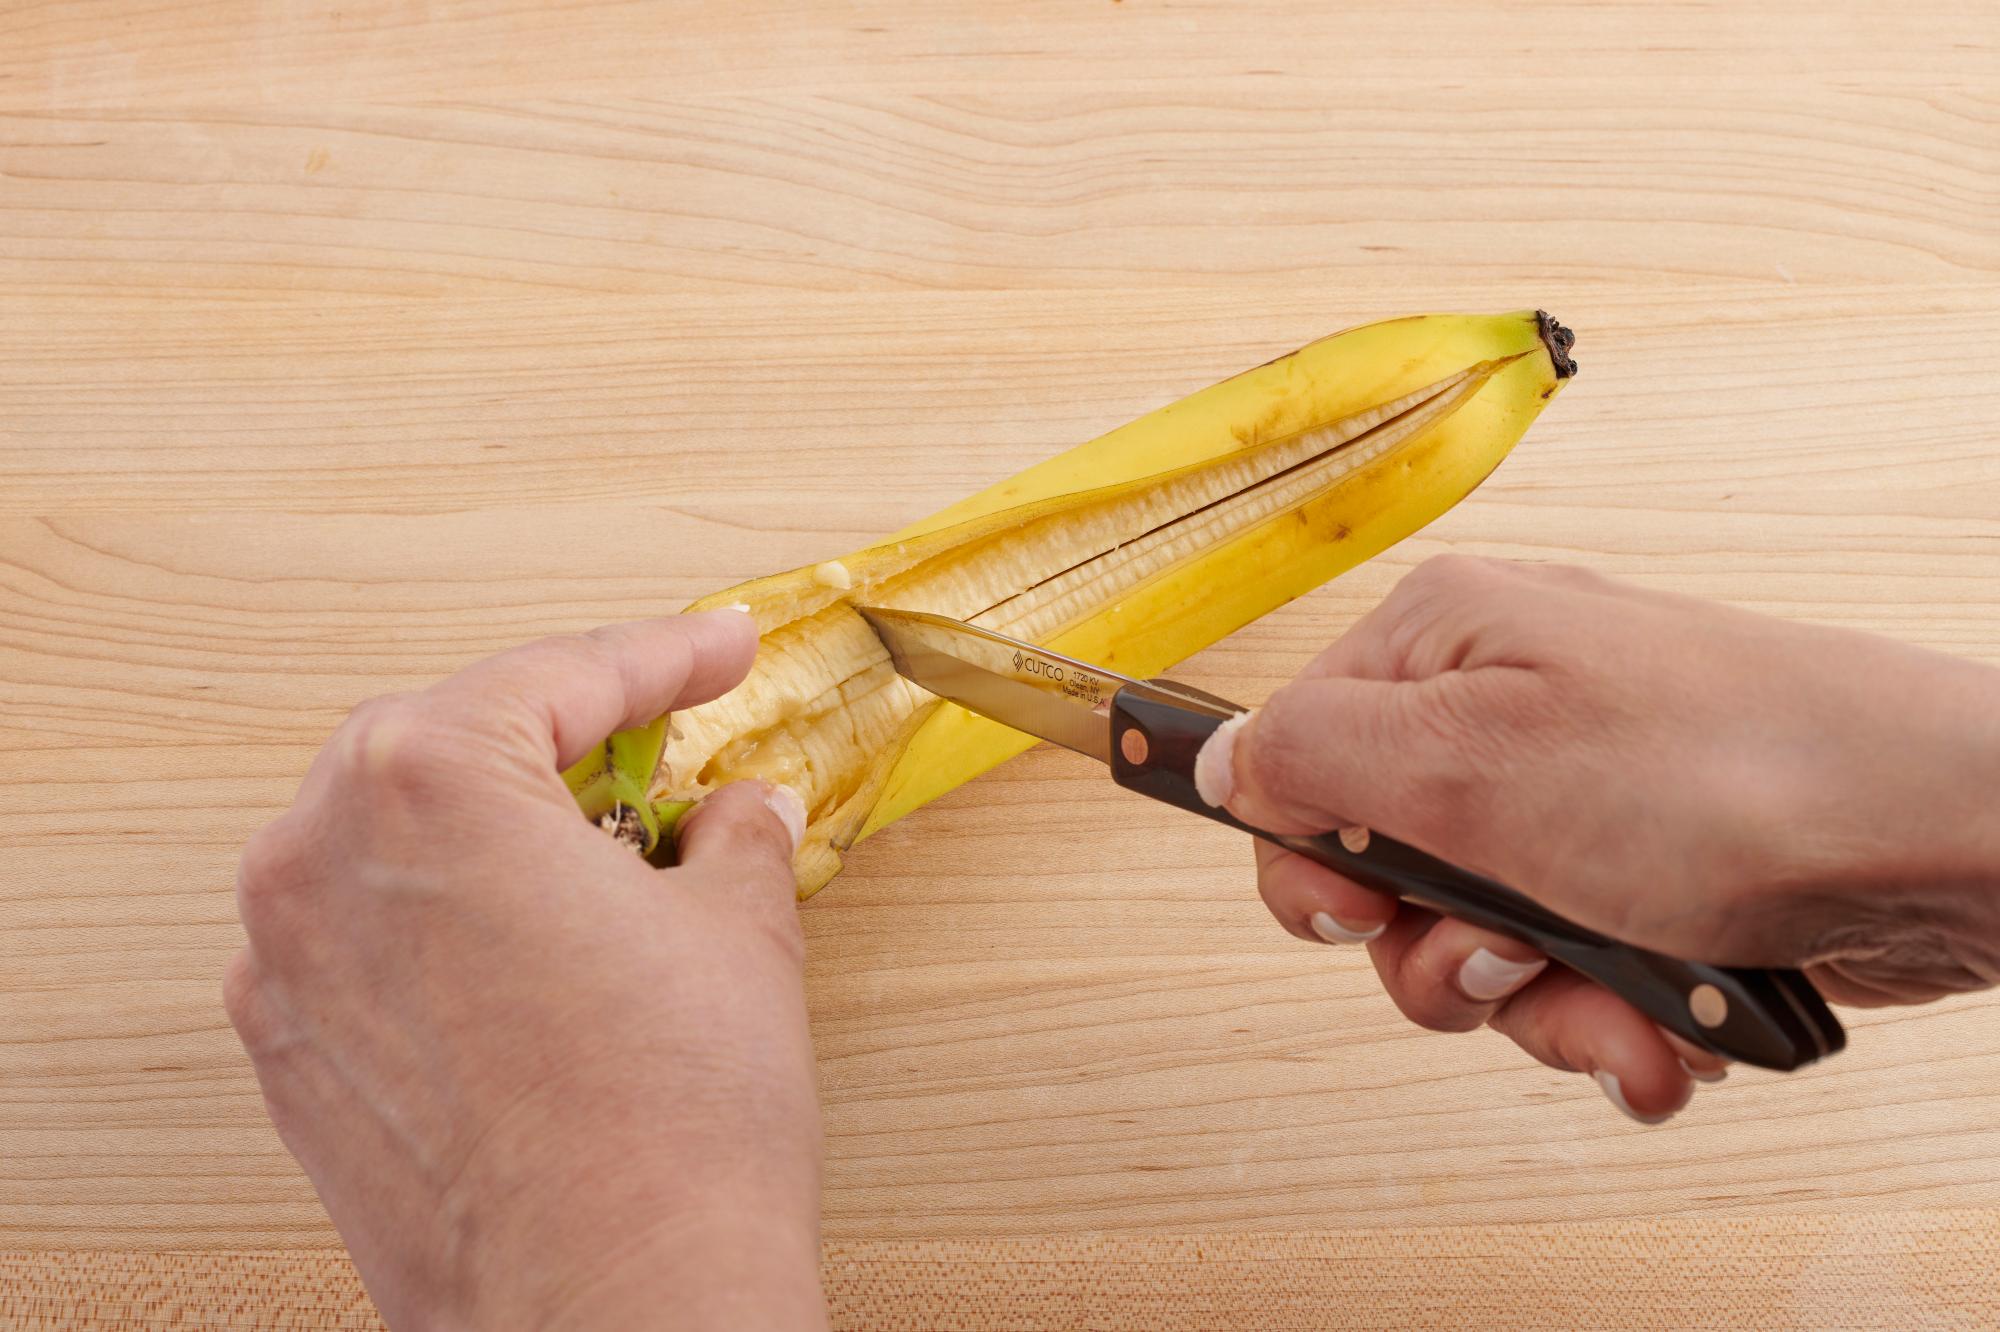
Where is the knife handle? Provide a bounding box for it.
[1107,681,1845,1072]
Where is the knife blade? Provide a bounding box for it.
[857,604,1846,1073]
[858,605,1121,762]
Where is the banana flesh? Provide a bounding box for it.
[589,310,1575,894]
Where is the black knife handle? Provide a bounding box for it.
[1108,681,1845,1072]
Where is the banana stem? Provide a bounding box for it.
[1535,311,1578,379]
[564,716,672,856]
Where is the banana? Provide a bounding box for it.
[563,716,671,855]
[590,310,1575,894]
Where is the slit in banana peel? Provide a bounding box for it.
[563,309,1578,896]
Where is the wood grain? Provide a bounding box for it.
[5,1214,1998,1331]
[2,0,1997,1325]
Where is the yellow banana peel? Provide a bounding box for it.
[565,309,1577,895]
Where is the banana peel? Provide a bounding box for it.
[568,309,1577,895]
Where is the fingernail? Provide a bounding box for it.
[1457,947,1547,1002]
[1680,1058,1728,1084]
[1310,910,1385,945]
[1193,710,1252,807]
[724,602,752,614]
[763,783,807,851]
[1594,1069,1675,1125]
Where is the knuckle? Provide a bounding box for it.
[520,628,622,708]
[1380,556,1505,675]
[236,820,307,917]
[222,950,276,1049]
[221,951,257,1023]
[578,623,631,654]
[550,631,618,683]
[1383,957,1487,1033]
[1537,561,1610,592]
[1403,553,1505,601]
[1385,984,1485,1034]
[1404,671,1498,752]
[1407,668,1530,767]
[1381,683,1483,799]
[1243,691,1320,789]
[336,694,454,791]
[338,690,414,739]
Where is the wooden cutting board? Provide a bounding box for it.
[3,3,1996,1327]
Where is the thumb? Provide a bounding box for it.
[1192,674,1477,845]
[672,780,807,913]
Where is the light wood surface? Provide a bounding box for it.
[7,1214,2000,1331]
[3,1,1997,1326]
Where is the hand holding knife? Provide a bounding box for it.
[859,605,1846,1073]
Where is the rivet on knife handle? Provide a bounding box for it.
[1107,680,1846,1072]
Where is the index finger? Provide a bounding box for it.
[430,609,759,771]
[1301,555,1591,685]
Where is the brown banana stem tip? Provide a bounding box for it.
[600,804,649,853]
[1535,311,1578,378]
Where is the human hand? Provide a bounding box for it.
[225,611,828,1330]
[1199,556,2000,1122]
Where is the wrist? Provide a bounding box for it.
[451,1132,823,1332]
[537,1207,827,1332]
[1781,649,2000,930]
[1967,690,2000,880]
[1717,643,2000,962]
[1890,655,2000,885]
[468,1187,824,1332]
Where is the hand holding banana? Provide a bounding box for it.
[227,614,827,1330]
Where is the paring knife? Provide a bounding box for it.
[857,605,1846,1073]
